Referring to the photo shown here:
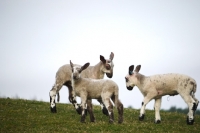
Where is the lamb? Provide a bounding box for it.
[125,65,199,125]
[49,52,114,114]
[70,60,123,123]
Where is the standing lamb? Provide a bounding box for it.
[70,60,123,123]
[49,52,114,114]
[125,65,199,125]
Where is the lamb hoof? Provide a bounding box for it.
[76,106,82,115]
[118,116,123,124]
[90,120,96,123]
[80,116,86,123]
[139,114,145,121]
[50,106,57,113]
[109,119,114,124]
[102,107,109,116]
[187,117,194,125]
[155,120,161,124]
[80,120,86,123]
[187,121,194,125]
[118,120,123,124]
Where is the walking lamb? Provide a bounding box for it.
[49,52,114,115]
[125,65,199,125]
[70,60,123,123]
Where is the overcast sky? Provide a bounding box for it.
[0,0,200,110]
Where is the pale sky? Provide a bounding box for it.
[0,0,200,110]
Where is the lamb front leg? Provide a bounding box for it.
[154,98,162,124]
[87,99,95,122]
[68,86,81,114]
[80,98,87,123]
[139,95,152,121]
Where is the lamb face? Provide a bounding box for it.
[70,60,90,80]
[125,77,134,90]
[100,52,114,78]
[72,66,82,80]
[125,65,139,90]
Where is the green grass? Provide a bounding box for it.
[0,98,199,133]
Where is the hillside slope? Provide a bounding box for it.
[0,98,199,133]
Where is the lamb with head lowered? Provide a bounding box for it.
[70,60,123,123]
[125,65,199,125]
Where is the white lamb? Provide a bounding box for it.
[70,60,123,123]
[49,52,114,115]
[125,65,199,125]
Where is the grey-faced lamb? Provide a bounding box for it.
[49,52,114,114]
[125,65,199,125]
[70,60,123,123]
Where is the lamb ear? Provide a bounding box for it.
[110,52,114,61]
[81,62,90,71]
[100,55,106,64]
[129,65,134,75]
[135,65,141,73]
[70,60,73,68]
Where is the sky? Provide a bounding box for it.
[0,0,200,110]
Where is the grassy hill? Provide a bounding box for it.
[0,98,200,133]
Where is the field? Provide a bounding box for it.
[0,98,200,133]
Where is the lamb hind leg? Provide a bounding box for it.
[117,99,124,124]
[191,94,199,114]
[179,92,196,125]
[49,89,56,113]
[97,99,109,116]
[103,98,114,123]
[49,84,62,113]
[111,95,124,123]
[186,99,196,125]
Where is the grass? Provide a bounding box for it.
[0,98,200,133]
